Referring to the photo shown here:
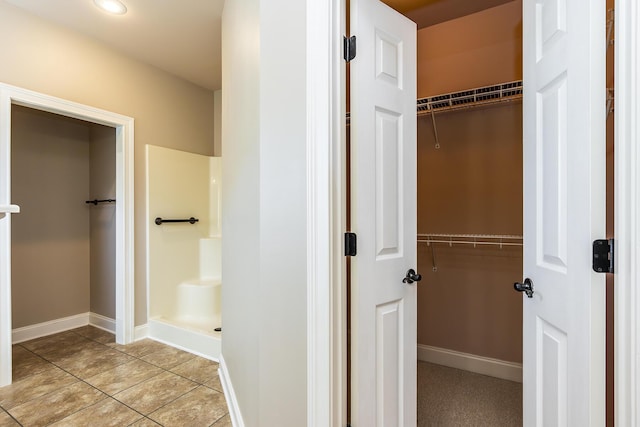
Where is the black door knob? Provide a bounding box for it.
[514,278,534,298]
[403,269,422,284]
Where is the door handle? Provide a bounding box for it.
[403,269,422,284]
[514,278,534,298]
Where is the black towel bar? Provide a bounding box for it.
[86,199,116,205]
[155,217,199,225]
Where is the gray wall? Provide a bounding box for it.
[0,2,215,326]
[89,125,116,319]
[222,0,307,424]
[11,109,118,327]
[11,107,91,328]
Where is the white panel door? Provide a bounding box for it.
[522,0,605,425]
[350,0,417,425]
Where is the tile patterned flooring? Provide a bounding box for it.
[0,326,230,426]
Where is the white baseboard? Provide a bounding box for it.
[89,313,116,333]
[12,313,90,344]
[134,324,149,341]
[219,353,245,427]
[418,344,522,383]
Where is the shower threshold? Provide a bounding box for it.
[149,317,221,362]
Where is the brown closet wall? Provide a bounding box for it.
[417,1,522,98]
[605,0,614,424]
[416,0,523,363]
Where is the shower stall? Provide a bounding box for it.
[146,145,221,360]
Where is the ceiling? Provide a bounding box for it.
[3,0,513,92]
[385,0,515,28]
[3,0,223,91]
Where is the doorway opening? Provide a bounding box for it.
[10,105,117,338]
[346,0,614,425]
[0,84,135,387]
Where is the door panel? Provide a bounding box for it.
[522,0,605,425]
[350,0,417,425]
[375,108,402,257]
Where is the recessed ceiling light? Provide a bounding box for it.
[93,0,127,15]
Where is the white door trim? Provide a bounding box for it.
[306,0,347,425]
[313,1,640,424]
[615,0,640,424]
[0,83,135,387]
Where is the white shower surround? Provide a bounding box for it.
[146,145,221,361]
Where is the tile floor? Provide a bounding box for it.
[0,326,230,426]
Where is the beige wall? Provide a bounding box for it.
[0,2,216,326]
[214,90,222,157]
[416,1,523,363]
[417,0,522,98]
[89,125,116,319]
[11,106,91,328]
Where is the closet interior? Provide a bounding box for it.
[403,0,615,423]
[10,105,116,338]
[411,0,524,381]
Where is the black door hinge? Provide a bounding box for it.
[344,35,356,62]
[593,239,614,273]
[345,232,357,256]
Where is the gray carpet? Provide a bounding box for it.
[417,361,522,426]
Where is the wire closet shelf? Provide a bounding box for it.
[417,233,523,248]
[417,80,523,116]
[345,80,523,124]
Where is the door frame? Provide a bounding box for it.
[306,0,347,425]
[614,0,640,424]
[0,83,135,387]
[309,0,640,424]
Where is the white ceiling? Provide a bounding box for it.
[3,0,223,91]
[3,0,514,93]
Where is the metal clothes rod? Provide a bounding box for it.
[418,233,522,272]
[155,217,199,225]
[86,199,115,205]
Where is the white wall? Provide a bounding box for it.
[221,0,308,425]
[221,0,261,424]
[257,0,307,424]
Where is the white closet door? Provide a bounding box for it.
[521,0,606,425]
[350,0,417,425]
